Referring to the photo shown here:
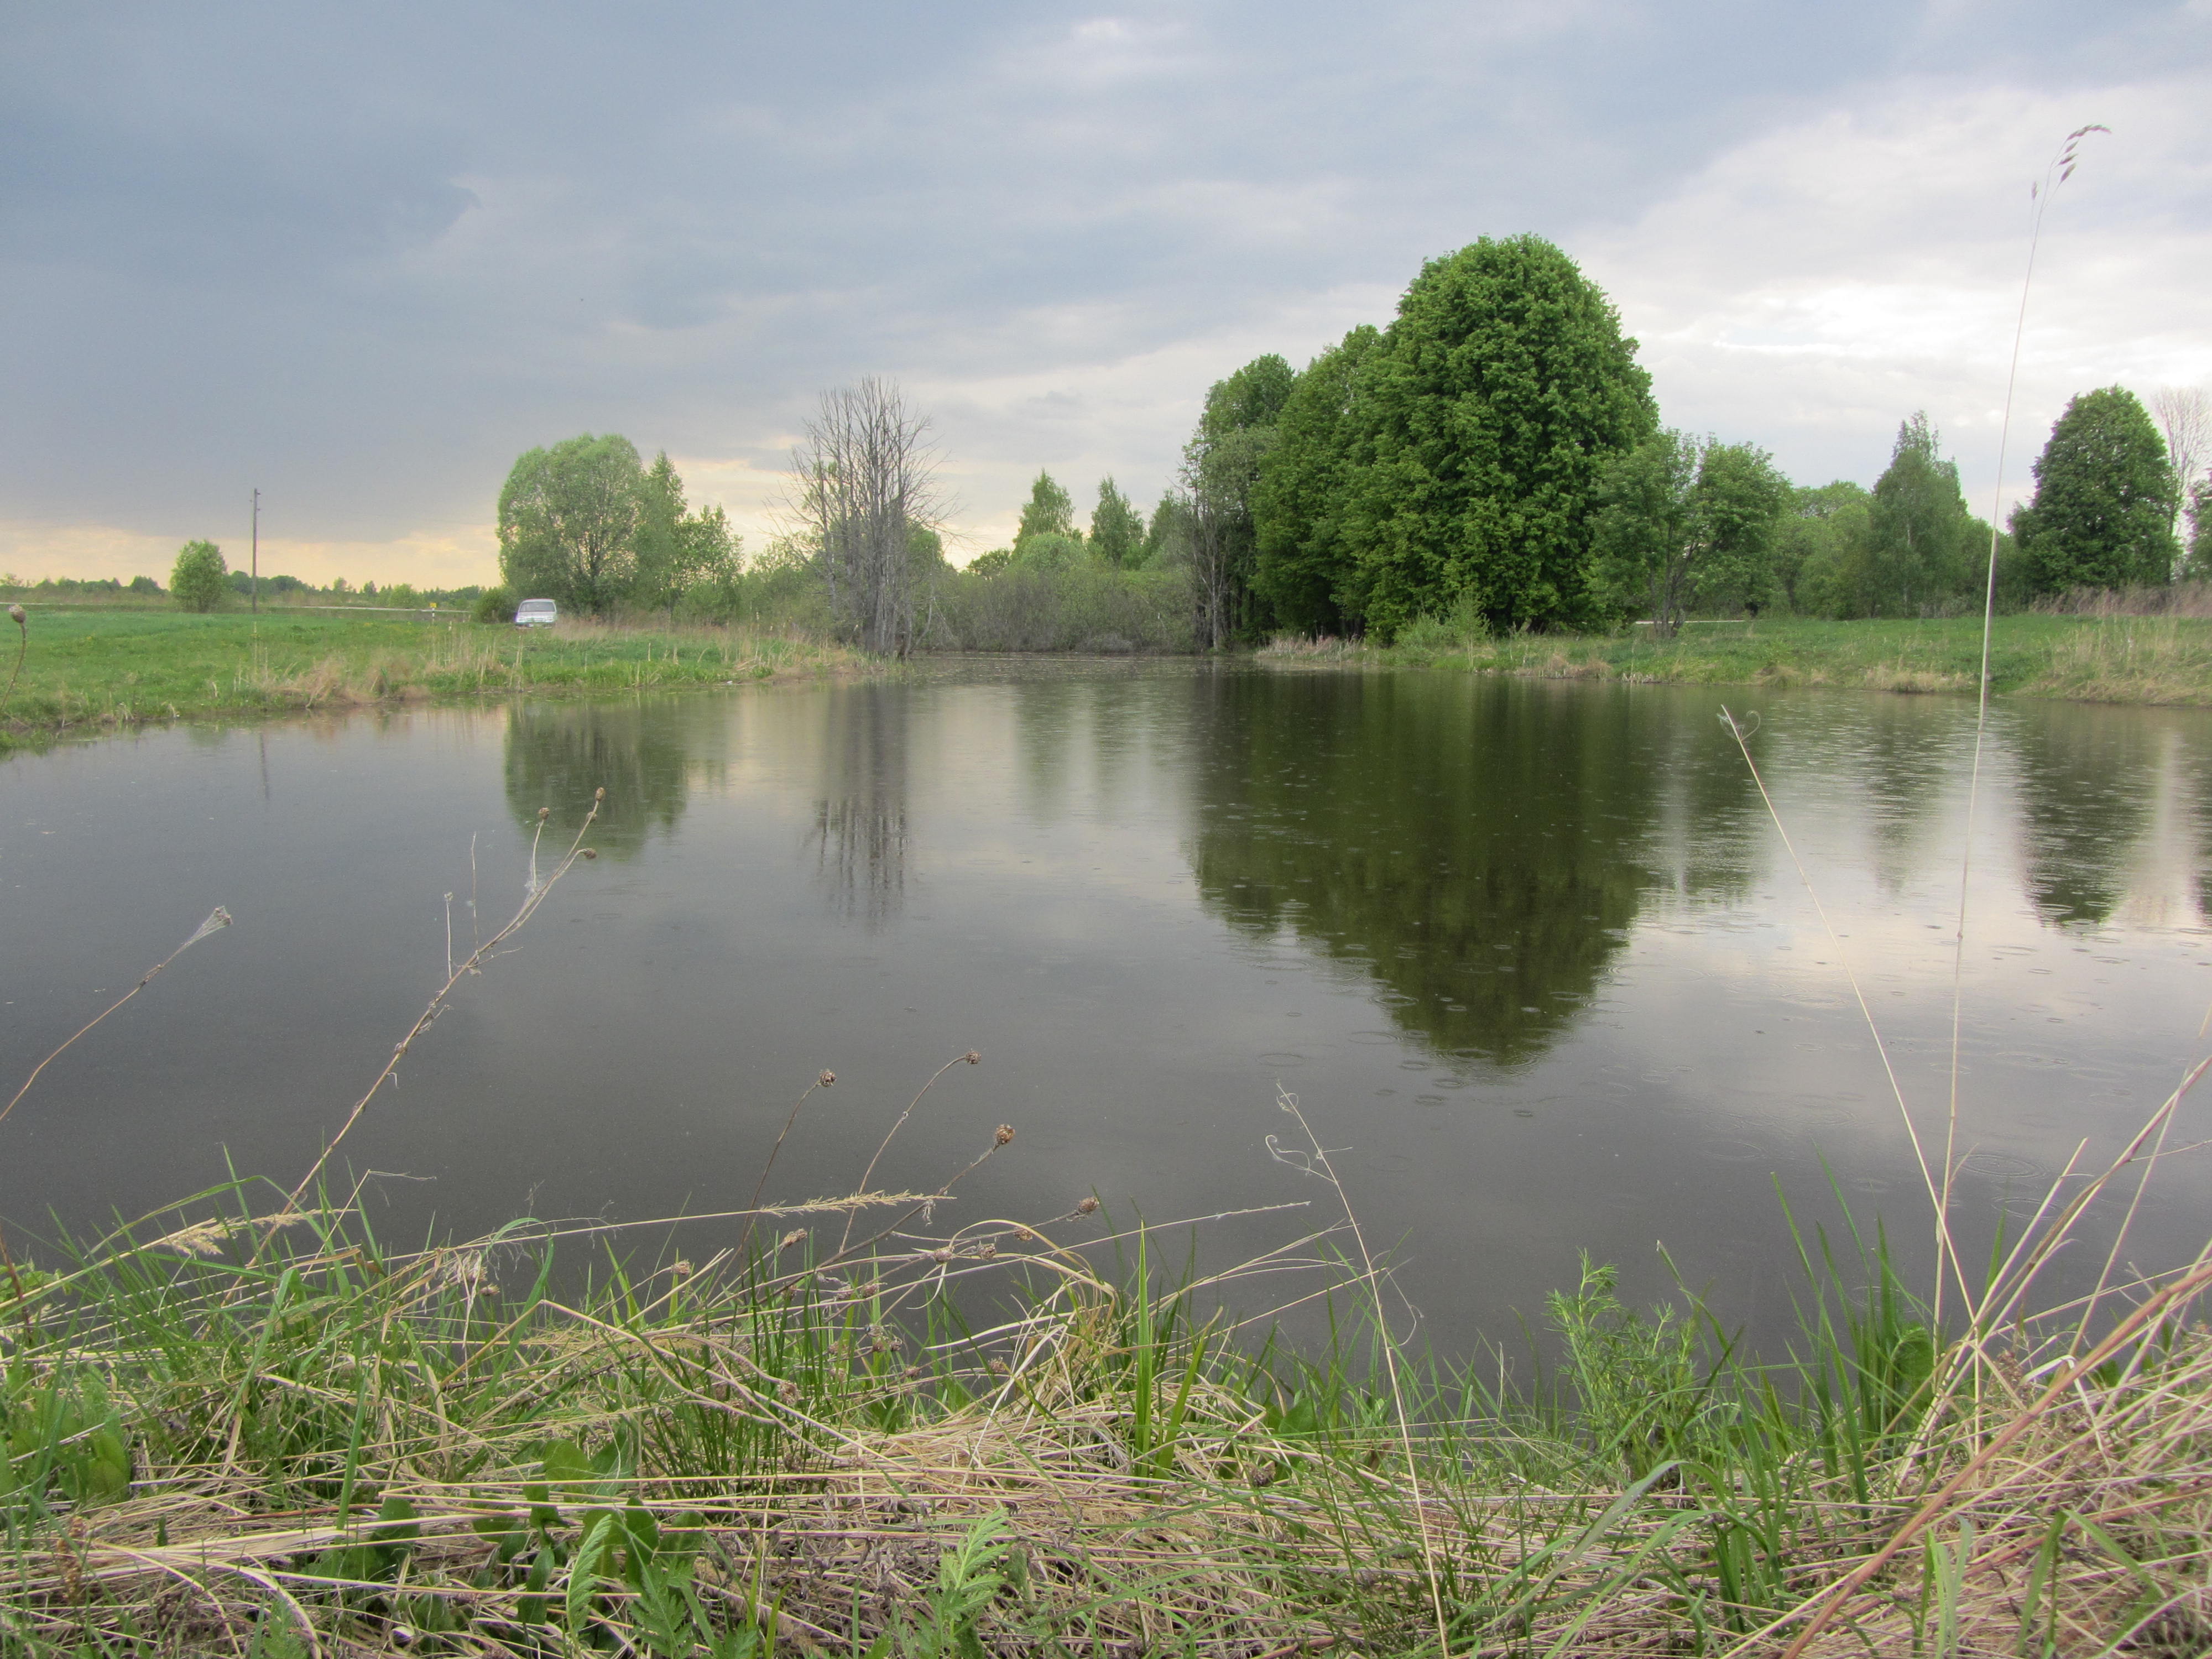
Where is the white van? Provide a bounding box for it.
[514,598,559,628]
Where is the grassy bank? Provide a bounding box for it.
[0,611,871,748]
[3,1156,2206,1656]
[1266,613,2212,705]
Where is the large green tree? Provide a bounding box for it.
[1183,354,1295,646]
[170,539,227,612]
[632,451,737,614]
[1251,325,1382,635]
[498,434,646,614]
[1088,477,1146,567]
[1338,236,1655,638]
[1862,413,1978,614]
[2013,387,2179,593]
[1591,431,1790,629]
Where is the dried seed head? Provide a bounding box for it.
[987,1358,1009,1376]
[930,1248,953,1263]
[778,1228,807,1250]
[7,604,23,626]
[963,1050,981,1065]
[904,1365,924,1381]
[776,1378,800,1404]
[994,1123,1015,1146]
[536,806,550,820]
[594,786,606,800]
[1077,1196,1100,1215]
[671,1259,693,1281]
[817,1069,836,1087]
[580,847,597,859]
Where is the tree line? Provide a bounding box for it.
[977,237,2203,644]
[490,236,2208,650]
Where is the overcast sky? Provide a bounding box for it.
[4,2,2207,587]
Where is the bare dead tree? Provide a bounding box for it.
[2151,387,2212,540]
[790,379,943,656]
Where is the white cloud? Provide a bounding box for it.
[1581,71,2212,512]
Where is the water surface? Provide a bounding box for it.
[4,664,2209,1359]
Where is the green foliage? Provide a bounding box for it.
[1014,471,1077,546]
[128,574,162,596]
[1185,354,1295,645]
[170,539,227,612]
[2188,478,2212,581]
[1143,492,1194,568]
[1009,529,1086,572]
[1088,477,1147,567]
[930,563,1191,651]
[964,547,1013,578]
[1252,325,1382,635]
[473,585,516,624]
[634,450,740,615]
[1783,482,1872,617]
[1547,1257,1709,1484]
[1592,430,1791,628]
[1864,413,1980,614]
[1339,236,1656,638]
[498,433,646,615]
[2016,386,2181,593]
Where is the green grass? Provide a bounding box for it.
[1264,613,2212,705]
[2,1165,2204,1657]
[0,610,873,750]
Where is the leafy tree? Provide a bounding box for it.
[1014,472,1078,547]
[1144,493,1194,568]
[498,434,645,614]
[1088,478,1147,568]
[966,547,1013,578]
[127,575,161,596]
[2187,479,2212,581]
[1776,482,1869,615]
[632,451,735,614]
[2013,387,2179,593]
[1593,432,1791,629]
[1252,325,1382,635]
[1339,236,1655,638]
[1861,413,1978,614]
[169,540,226,612]
[1184,354,1295,645]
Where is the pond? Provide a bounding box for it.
[4,661,2210,1363]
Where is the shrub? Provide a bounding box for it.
[472,585,515,624]
[169,541,227,612]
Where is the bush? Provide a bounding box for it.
[927,565,1192,651]
[472,586,515,624]
[170,541,227,612]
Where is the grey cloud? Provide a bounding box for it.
[1,0,2202,557]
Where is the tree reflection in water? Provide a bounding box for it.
[1187,673,1760,1067]
[503,700,692,858]
[810,685,909,928]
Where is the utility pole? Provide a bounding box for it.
[251,488,260,613]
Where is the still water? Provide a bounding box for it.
[4,663,2210,1359]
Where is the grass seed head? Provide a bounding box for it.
[1077,1195,1100,1214]
[778,1228,807,1250]
[995,1123,1015,1145]
[964,1050,982,1064]
[818,1069,836,1087]
[580,847,597,859]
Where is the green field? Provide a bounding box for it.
[0,609,868,748]
[1269,612,2212,705]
